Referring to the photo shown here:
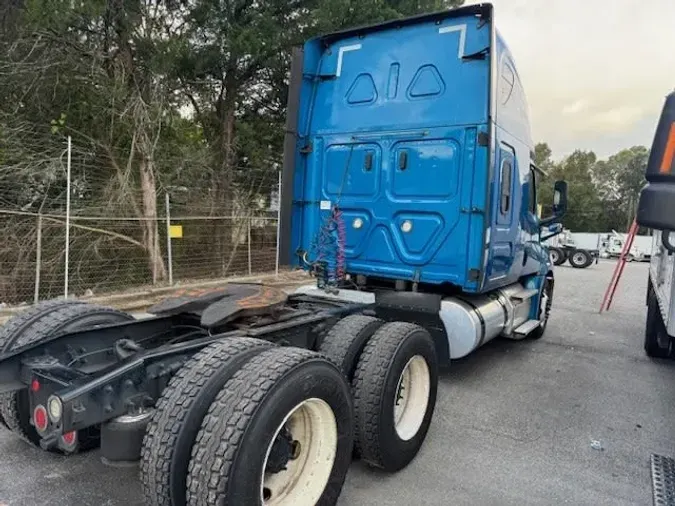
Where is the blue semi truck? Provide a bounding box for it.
[0,4,567,505]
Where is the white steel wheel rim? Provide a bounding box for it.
[261,398,338,506]
[551,251,559,262]
[394,355,431,441]
[573,252,585,264]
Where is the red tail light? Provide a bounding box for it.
[61,431,77,447]
[33,405,48,433]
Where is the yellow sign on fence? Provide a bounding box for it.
[169,225,183,239]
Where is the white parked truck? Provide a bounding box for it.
[545,228,599,268]
[599,231,652,262]
[637,91,675,358]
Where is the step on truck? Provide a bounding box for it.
[637,91,675,359]
[0,4,568,505]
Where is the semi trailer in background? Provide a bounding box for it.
[545,228,599,268]
[545,229,653,268]
[0,5,568,505]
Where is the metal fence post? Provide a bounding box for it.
[34,214,42,304]
[165,192,173,286]
[64,136,72,298]
[275,171,282,277]
[248,217,252,276]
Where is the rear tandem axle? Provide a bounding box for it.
[0,284,442,505]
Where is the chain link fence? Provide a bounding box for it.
[0,211,281,305]
[0,138,282,306]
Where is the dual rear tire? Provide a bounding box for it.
[145,315,439,506]
[142,339,355,506]
[549,247,567,266]
[0,302,438,505]
[319,315,439,472]
[351,322,438,471]
[550,247,594,268]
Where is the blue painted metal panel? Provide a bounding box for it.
[291,13,492,290]
[310,17,490,135]
[290,8,548,296]
[482,32,546,293]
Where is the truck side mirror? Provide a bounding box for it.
[552,180,568,217]
[540,180,568,226]
[637,91,675,231]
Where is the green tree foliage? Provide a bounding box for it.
[0,0,654,304]
[535,142,648,233]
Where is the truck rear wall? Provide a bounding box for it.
[289,8,493,290]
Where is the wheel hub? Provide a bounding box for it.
[265,427,296,474]
[261,398,338,506]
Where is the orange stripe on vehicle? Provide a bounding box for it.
[660,123,675,174]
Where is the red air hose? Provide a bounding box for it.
[333,206,346,281]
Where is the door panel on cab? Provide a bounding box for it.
[489,145,516,280]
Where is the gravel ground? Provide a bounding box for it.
[1,259,674,505]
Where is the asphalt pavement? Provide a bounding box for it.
[1,260,674,505]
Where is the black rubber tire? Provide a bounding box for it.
[319,314,384,380]
[186,347,353,506]
[583,253,596,268]
[550,247,566,266]
[141,337,274,506]
[352,322,438,472]
[0,299,88,445]
[529,277,554,340]
[0,299,85,352]
[568,249,592,268]
[101,412,153,463]
[0,301,133,449]
[645,288,670,358]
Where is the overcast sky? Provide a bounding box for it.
[470,0,675,159]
